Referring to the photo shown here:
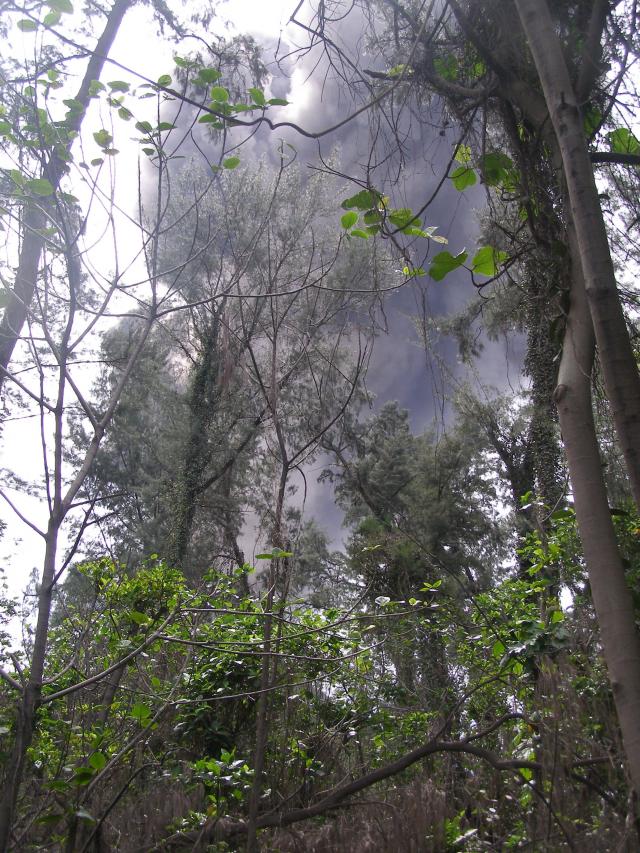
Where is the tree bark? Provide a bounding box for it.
[552,218,640,794]
[514,0,640,513]
[0,0,132,397]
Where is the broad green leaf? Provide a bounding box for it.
[429,250,468,281]
[341,190,377,210]
[450,166,477,191]
[550,609,564,623]
[249,87,266,106]
[118,107,133,121]
[63,99,84,113]
[47,0,73,13]
[89,751,107,771]
[128,610,149,625]
[351,229,370,239]
[131,703,151,722]
[73,767,94,786]
[341,211,358,229]
[141,147,155,156]
[17,19,37,31]
[135,121,153,134]
[210,86,229,103]
[43,10,61,26]
[90,157,104,166]
[26,178,54,196]
[492,639,505,659]
[479,151,513,186]
[107,80,130,93]
[583,106,602,138]
[157,74,172,87]
[471,246,508,276]
[402,266,426,277]
[93,129,112,147]
[608,127,640,155]
[268,98,289,106]
[223,156,240,169]
[389,208,418,229]
[197,68,222,83]
[363,209,382,225]
[157,122,175,131]
[88,80,105,97]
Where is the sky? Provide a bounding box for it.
[0,0,521,617]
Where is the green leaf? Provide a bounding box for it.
[402,266,426,277]
[157,122,175,131]
[198,114,224,127]
[73,768,94,786]
[608,127,640,156]
[17,19,37,31]
[479,151,513,186]
[197,68,222,84]
[130,703,151,723]
[90,158,104,166]
[268,98,289,106]
[89,751,107,771]
[63,99,84,113]
[93,129,112,147]
[223,156,240,169]
[249,87,266,106]
[135,121,153,134]
[210,86,229,103]
[341,211,358,229]
[157,74,172,87]
[583,106,602,138]
[454,144,471,164]
[36,813,64,826]
[26,178,54,196]
[389,208,419,229]
[341,190,377,211]
[492,640,505,659]
[428,250,468,281]
[43,10,61,26]
[256,548,293,560]
[141,147,155,156]
[107,80,130,93]
[118,106,133,121]
[351,229,370,239]
[450,166,477,191]
[47,0,73,12]
[88,80,105,97]
[550,609,564,624]
[128,610,149,625]
[471,246,508,276]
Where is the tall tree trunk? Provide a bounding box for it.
[0,526,59,852]
[0,0,132,397]
[166,311,221,572]
[552,219,640,794]
[514,0,640,513]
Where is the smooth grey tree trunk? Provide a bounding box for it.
[553,218,640,795]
